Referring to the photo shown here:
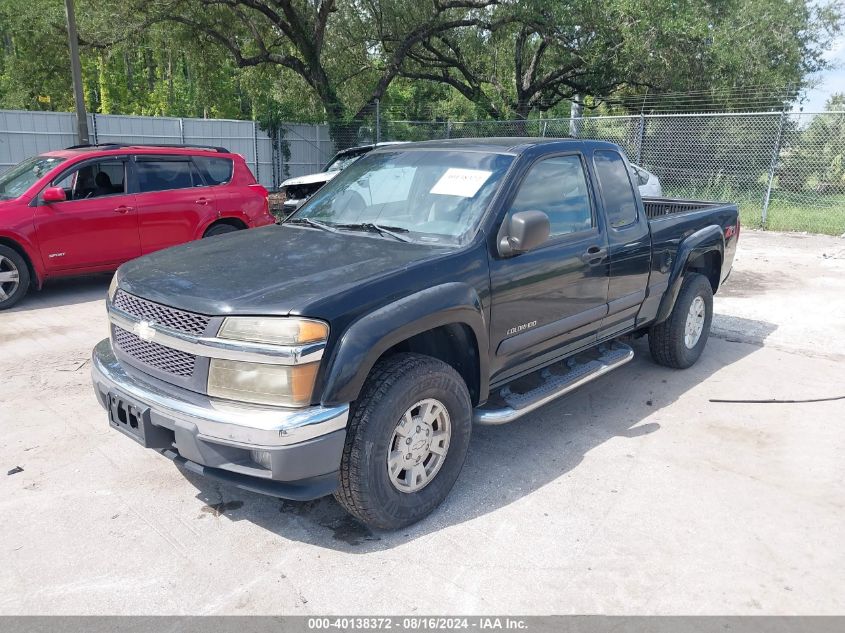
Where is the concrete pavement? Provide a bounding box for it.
[1,230,843,615]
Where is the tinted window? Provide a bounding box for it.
[53,159,127,200]
[136,159,202,193]
[194,156,233,185]
[508,155,593,238]
[594,150,638,228]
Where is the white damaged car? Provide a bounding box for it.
[277,142,406,216]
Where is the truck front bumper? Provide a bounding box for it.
[91,339,348,501]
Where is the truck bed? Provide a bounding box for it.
[641,196,739,307]
[642,197,734,220]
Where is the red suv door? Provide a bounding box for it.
[131,155,218,254]
[34,156,141,272]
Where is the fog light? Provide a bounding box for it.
[250,449,272,470]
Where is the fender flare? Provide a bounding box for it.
[655,225,724,323]
[320,282,489,406]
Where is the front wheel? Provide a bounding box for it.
[0,245,30,310]
[648,272,714,369]
[334,353,472,530]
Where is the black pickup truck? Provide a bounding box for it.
[91,138,739,529]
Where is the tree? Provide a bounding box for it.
[82,0,501,142]
[0,0,76,111]
[780,94,845,193]
[396,0,843,118]
[0,0,268,118]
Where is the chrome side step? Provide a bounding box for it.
[473,342,634,425]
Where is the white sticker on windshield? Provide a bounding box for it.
[430,168,492,198]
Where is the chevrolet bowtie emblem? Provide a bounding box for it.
[135,320,156,342]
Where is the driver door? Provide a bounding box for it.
[488,153,610,383]
[34,156,140,272]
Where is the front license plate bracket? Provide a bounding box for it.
[108,392,174,449]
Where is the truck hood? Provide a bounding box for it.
[117,224,449,316]
[279,171,338,188]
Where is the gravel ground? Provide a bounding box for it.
[0,229,843,615]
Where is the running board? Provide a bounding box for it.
[473,343,634,425]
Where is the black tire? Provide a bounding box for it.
[334,353,472,530]
[203,223,240,238]
[0,245,30,310]
[648,272,713,369]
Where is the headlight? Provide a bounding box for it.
[218,317,328,346]
[207,359,319,407]
[107,274,119,302]
[210,317,328,406]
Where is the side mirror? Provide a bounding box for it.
[498,210,550,257]
[42,187,67,203]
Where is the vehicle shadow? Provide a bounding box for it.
[178,316,777,552]
[4,274,111,313]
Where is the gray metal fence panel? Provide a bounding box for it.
[181,118,266,185]
[0,110,78,171]
[278,123,334,181]
[94,114,182,146]
[2,109,843,234]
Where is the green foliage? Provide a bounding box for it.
[0,0,74,110]
[777,94,845,193]
[780,95,845,194]
[0,0,841,124]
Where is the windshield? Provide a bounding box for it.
[292,149,514,245]
[0,156,65,200]
[0,155,66,200]
[324,152,365,173]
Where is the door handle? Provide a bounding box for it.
[581,246,607,264]
[195,197,209,205]
[113,205,134,214]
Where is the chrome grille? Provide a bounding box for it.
[113,290,210,335]
[113,326,197,377]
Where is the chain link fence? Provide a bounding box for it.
[3,108,844,235]
[379,111,845,236]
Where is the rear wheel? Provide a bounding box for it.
[648,272,713,369]
[0,245,30,310]
[203,223,241,238]
[334,353,472,530]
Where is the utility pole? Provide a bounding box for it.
[64,0,90,145]
[569,94,583,138]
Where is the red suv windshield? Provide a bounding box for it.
[0,155,66,200]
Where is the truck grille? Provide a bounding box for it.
[113,290,211,335]
[113,326,197,378]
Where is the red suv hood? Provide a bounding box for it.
[0,197,23,211]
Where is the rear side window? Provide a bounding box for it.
[594,150,639,228]
[194,156,234,186]
[136,159,203,193]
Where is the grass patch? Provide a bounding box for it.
[764,194,845,235]
[660,186,845,236]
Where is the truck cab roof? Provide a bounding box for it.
[370,137,622,155]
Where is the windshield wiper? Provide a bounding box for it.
[335,222,412,242]
[285,217,341,233]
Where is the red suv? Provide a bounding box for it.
[0,143,274,309]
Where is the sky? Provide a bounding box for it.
[794,20,845,112]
